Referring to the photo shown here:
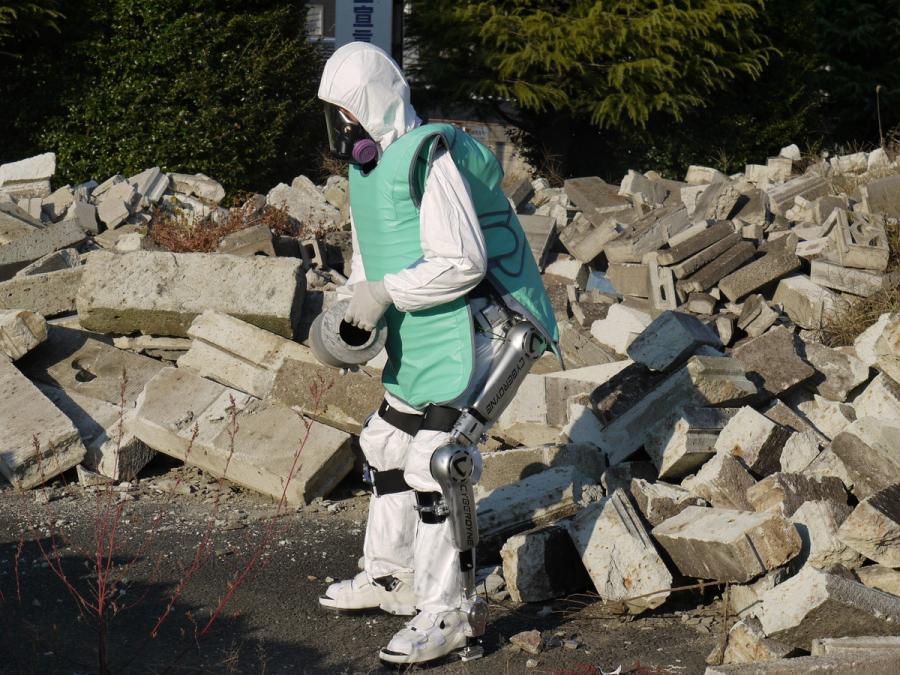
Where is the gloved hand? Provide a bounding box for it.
[344,280,392,331]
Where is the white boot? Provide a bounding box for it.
[379,609,469,664]
[319,570,416,616]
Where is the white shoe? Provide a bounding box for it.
[379,609,469,665]
[319,570,416,616]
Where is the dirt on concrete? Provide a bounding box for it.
[0,456,722,675]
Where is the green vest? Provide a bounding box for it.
[350,123,559,408]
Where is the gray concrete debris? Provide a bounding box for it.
[731,326,816,399]
[687,292,717,315]
[630,478,707,527]
[824,211,890,272]
[589,303,652,354]
[720,617,795,665]
[595,355,756,467]
[812,635,900,658]
[0,220,86,280]
[705,651,900,675]
[266,182,339,231]
[873,314,900,385]
[790,500,863,570]
[97,180,138,229]
[0,152,55,199]
[41,186,74,222]
[772,275,839,329]
[755,566,900,649]
[0,201,42,244]
[645,407,739,479]
[652,506,801,582]
[682,453,757,511]
[714,406,791,477]
[129,367,353,506]
[568,489,673,612]
[693,182,744,221]
[477,466,590,544]
[216,223,275,257]
[76,251,305,338]
[0,309,47,360]
[128,167,168,206]
[860,174,900,219]
[478,443,607,494]
[762,399,825,438]
[506,177,535,212]
[677,241,756,294]
[626,310,722,372]
[802,342,869,402]
[671,231,743,280]
[177,310,308,398]
[779,431,822,473]
[811,260,897,298]
[796,395,856,440]
[509,629,544,655]
[501,523,590,603]
[804,448,855,492]
[766,175,829,216]
[857,565,900,596]
[14,248,80,277]
[605,205,690,263]
[0,358,86,489]
[729,567,796,618]
[853,312,894,368]
[719,251,801,302]
[837,484,900,567]
[168,172,225,203]
[600,461,657,494]
[658,221,735,265]
[606,262,649,297]
[747,472,847,517]
[0,267,83,317]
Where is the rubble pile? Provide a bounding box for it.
[1,145,899,672]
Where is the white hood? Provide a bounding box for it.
[318,42,420,150]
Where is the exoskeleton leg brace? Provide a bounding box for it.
[419,319,547,660]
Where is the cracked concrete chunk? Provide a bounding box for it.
[714,407,790,477]
[645,407,738,480]
[0,309,46,360]
[501,523,591,603]
[747,472,847,517]
[626,310,721,372]
[731,326,816,399]
[683,452,757,511]
[837,484,900,566]
[630,478,706,527]
[789,500,863,570]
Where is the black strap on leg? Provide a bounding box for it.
[378,399,423,436]
[364,464,411,497]
[377,399,462,435]
[414,491,448,523]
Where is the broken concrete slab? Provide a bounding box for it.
[772,275,839,329]
[128,166,168,206]
[729,567,796,618]
[501,523,591,603]
[97,180,138,229]
[216,223,275,257]
[686,165,728,185]
[683,453,757,510]
[731,326,816,399]
[0,220,86,280]
[0,152,55,199]
[645,407,739,479]
[76,251,305,338]
[129,367,353,506]
[825,211,890,272]
[779,431,823,473]
[857,565,900,596]
[596,356,756,466]
[705,651,900,674]
[790,500,863,570]
[796,395,856,440]
[169,172,225,204]
[630,478,706,527]
[478,443,606,494]
[40,186,74,222]
[652,506,800,582]
[677,241,756,293]
[693,182,744,221]
[671,231,743,280]
[0,267,84,317]
[606,262,649,297]
[714,406,791,477]
[590,303,653,354]
[811,635,900,658]
[604,205,690,263]
[0,309,47,360]
[804,448,855,492]
[767,175,829,216]
[15,248,79,277]
[747,472,847,517]
[755,566,900,649]
[720,616,795,665]
[860,174,900,219]
[874,314,900,385]
[626,310,722,372]
[659,221,736,265]
[719,252,801,302]
[687,292,717,315]
[838,484,900,566]
[600,461,657,494]
[802,342,870,402]
[0,359,86,489]
[811,260,897,298]
[568,489,672,612]
[853,312,893,368]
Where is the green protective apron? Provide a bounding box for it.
[350,123,559,408]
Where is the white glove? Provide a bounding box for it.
[344,280,392,331]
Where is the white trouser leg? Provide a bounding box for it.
[358,411,417,579]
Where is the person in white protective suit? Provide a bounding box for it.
[316,42,559,665]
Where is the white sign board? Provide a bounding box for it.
[335,0,393,54]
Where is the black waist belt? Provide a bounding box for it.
[378,399,461,436]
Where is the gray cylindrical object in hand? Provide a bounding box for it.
[309,297,387,369]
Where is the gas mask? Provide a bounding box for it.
[324,103,378,169]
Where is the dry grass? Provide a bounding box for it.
[820,218,900,346]
[149,200,294,253]
[317,149,348,181]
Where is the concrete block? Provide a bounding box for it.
[590,303,652,354]
[802,342,869,402]
[729,567,796,618]
[767,175,828,216]
[824,211,890,271]
[128,167,168,206]
[716,314,735,346]
[772,275,839,329]
[266,182,339,231]
[0,309,46,360]
[501,523,591,603]
[744,301,778,337]
[731,326,816,399]
[568,489,672,612]
[660,221,736,265]
[755,566,900,649]
[838,484,900,566]
[97,180,137,229]
[853,312,893,367]
[683,453,757,510]
[747,472,847,517]
[169,172,225,203]
[626,311,722,372]
[557,211,629,263]
[797,395,856,440]
[606,262,649,297]
[874,314,900,385]
[693,182,743,221]
[804,448,855,492]
[812,635,900,657]
[0,201,42,245]
[41,186,74,222]
[857,565,900,596]
[647,256,678,309]
[645,407,738,479]
[860,174,900,218]
[811,260,897,298]
[605,205,690,263]
[129,368,353,505]
[477,466,589,544]
[177,310,308,398]
[91,174,124,200]
[686,165,728,185]
[687,292,717,315]
[790,500,863,569]
[216,223,275,257]
[0,220,86,280]
[506,176,535,211]
[600,461,657,494]
[76,251,305,338]
[0,359,86,488]
[618,170,667,206]
[630,478,706,527]
[0,267,83,317]
[677,241,756,293]
[720,617,795,665]
[779,431,822,473]
[768,156,794,182]
[15,248,79,277]
[719,252,801,302]
[652,506,800,582]
[0,152,55,198]
[596,356,756,466]
[714,407,790,477]
[705,651,900,674]
[478,443,606,493]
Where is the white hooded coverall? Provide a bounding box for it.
[319,42,504,613]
